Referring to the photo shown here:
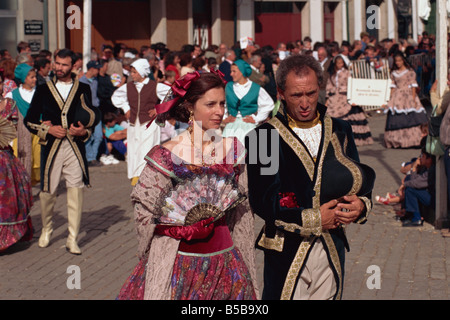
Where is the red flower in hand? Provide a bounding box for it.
[279,192,300,208]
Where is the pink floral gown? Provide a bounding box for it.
[0,98,33,252]
[117,138,258,300]
[325,68,373,146]
[384,68,428,148]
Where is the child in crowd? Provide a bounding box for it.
[101,112,127,165]
[156,69,176,102]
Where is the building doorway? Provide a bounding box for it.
[254,2,303,49]
[193,0,212,50]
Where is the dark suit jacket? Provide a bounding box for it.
[219,60,233,83]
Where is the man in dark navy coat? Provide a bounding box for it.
[218,49,236,83]
[245,54,375,300]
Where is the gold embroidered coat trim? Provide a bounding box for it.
[257,228,285,252]
[66,135,88,186]
[331,133,363,196]
[43,139,62,192]
[80,94,95,128]
[267,117,315,181]
[27,122,50,141]
[356,196,372,224]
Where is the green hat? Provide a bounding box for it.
[234,59,252,78]
[14,63,33,83]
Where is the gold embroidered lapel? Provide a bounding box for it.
[46,80,64,110]
[80,94,95,128]
[268,117,315,181]
[331,133,362,196]
[47,78,79,129]
[311,115,332,208]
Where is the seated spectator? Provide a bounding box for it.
[402,147,436,227]
[375,156,419,218]
[376,137,428,218]
[101,112,126,165]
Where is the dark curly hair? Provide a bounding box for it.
[166,72,226,123]
[275,54,324,91]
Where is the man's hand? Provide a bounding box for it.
[335,195,364,225]
[148,109,157,118]
[320,199,339,230]
[48,125,67,139]
[69,121,87,137]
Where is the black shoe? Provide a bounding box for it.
[402,219,423,227]
[88,160,102,167]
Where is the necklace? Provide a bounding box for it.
[287,111,321,129]
[188,130,216,167]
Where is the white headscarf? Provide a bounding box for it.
[131,58,151,78]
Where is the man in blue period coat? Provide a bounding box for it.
[245,54,375,300]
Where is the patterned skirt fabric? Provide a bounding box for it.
[384,109,427,149]
[171,246,256,300]
[116,256,147,300]
[342,106,373,146]
[384,125,425,149]
[329,104,373,146]
[0,148,33,252]
[116,246,256,300]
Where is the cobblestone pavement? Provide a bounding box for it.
[1,112,449,300]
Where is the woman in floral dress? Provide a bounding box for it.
[325,55,373,146]
[0,71,33,252]
[383,52,428,148]
[117,71,258,300]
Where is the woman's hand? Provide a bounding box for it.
[154,217,215,241]
[243,116,256,124]
[222,116,236,124]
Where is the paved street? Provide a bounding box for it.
[1,111,449,300]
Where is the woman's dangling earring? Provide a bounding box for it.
[188,110,194,134]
